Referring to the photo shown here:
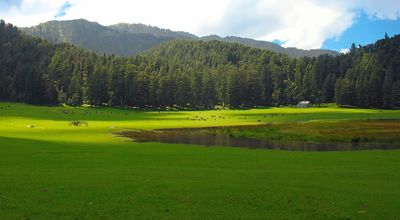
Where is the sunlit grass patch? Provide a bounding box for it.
[1,102,400,219]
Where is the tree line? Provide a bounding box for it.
[1,20,399,109]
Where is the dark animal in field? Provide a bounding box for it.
[69,120,88,127]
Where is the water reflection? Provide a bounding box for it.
[118,126,400,151]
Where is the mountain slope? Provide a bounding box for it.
[22,19,172,56]
[219,36,338,58]
[22,19,338,58]
[109,23,197,39]
[107,22,339,57]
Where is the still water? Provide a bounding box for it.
[118,126,400,151]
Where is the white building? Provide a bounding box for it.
[297,101,311,108]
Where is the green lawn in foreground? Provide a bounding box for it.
[1,102,400,219]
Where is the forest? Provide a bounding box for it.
[1,20,399,109]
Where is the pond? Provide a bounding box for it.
[117,125,400,151]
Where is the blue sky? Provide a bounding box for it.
[322,11,400,52]
[1,0,400,51]
[54,2,72,18]
[0,0,21,10]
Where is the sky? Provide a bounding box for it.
[1,0,400,51]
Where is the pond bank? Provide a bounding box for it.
[118,120,400,151]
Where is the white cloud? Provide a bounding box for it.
[339,48,350,54]
[246,0,355,49]
[59,0,231,35]
[349,0,400,20]
[2,0,66,27]
[2,0,400,49]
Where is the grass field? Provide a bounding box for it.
[1,102,400,219]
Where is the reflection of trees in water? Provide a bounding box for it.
[117,126,400,151]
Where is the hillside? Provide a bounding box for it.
[109,23,197,39]
[219,36,338,58]
[21,19,172,56]
[23,19,338,58]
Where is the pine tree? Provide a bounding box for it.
[89,62,109,105]
[392,81,400,109]
[383,68,394,108]
[125,63,137,106]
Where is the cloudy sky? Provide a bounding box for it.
[1,0,400,51]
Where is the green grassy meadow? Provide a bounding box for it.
[1,102,400,219]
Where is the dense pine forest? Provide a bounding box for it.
[1,20,399,109]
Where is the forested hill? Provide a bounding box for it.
[1,20,399,109]
[109,23,197,40]
[22,19,338,58]
[21,19,173,56]
[200,35,338,58]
